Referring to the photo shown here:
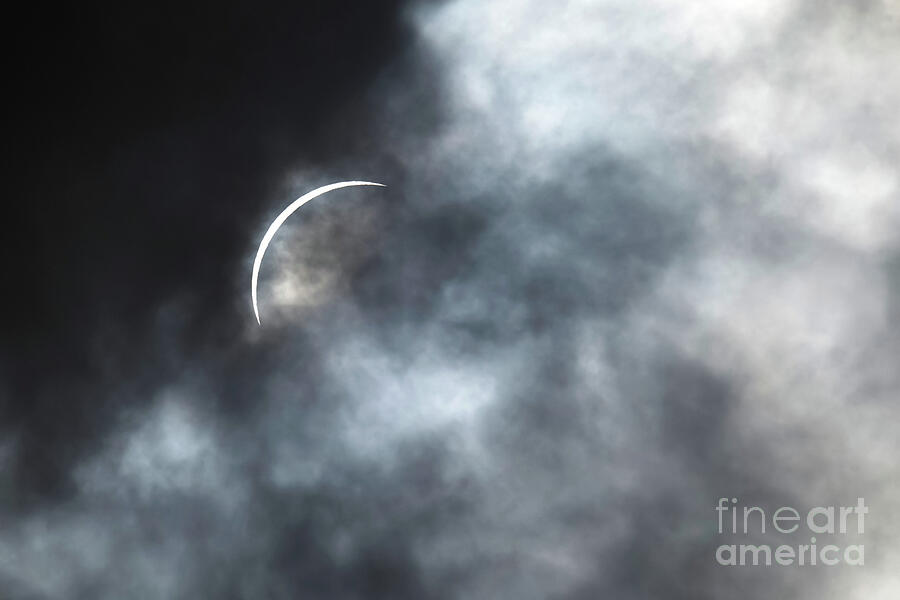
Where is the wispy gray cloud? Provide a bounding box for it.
[2,0,898,598]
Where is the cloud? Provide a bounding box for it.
[2,0,899,598]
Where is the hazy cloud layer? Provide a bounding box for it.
[2,0,899,598]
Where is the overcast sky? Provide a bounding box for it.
[2,1,899,598]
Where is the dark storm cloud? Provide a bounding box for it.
[3,0,900,598]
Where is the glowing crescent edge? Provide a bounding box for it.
[251,181,385,325]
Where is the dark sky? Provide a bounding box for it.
[4,0,411,503]
[2,1,899,599]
